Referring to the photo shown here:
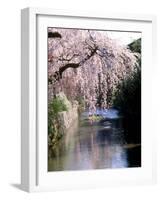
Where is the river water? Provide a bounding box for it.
[48,109,141,171]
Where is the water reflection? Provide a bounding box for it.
[48,110,141,171]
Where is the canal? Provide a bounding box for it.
[48,109,141,171]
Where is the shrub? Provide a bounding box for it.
[113,67,141,143]
[48,96,68,136]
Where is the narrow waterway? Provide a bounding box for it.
[48,109,141,171]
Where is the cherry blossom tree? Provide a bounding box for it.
[48,28,138,111]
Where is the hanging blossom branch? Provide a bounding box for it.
[48,28,138,108]
[48,45,98,84]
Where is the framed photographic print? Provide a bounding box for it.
[21,7,156,192]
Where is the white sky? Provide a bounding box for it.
[105,31,141,46]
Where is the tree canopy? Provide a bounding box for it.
[48,28,138,110]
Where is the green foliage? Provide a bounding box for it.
[113,67,141,115]
[128,38,141,54]
[116,37,141,115]
[128,38,141,68]
[113,66,141,143]
[111,38,142,143]
[48,96,68,136]
[49,96,68,116]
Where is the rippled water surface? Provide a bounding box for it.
[48,109,141,171]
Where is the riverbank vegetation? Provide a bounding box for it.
[48,96,68,147]
[113,38,141,143]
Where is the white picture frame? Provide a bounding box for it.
[21,7,157,192]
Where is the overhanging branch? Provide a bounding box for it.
[49,46,98,84]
